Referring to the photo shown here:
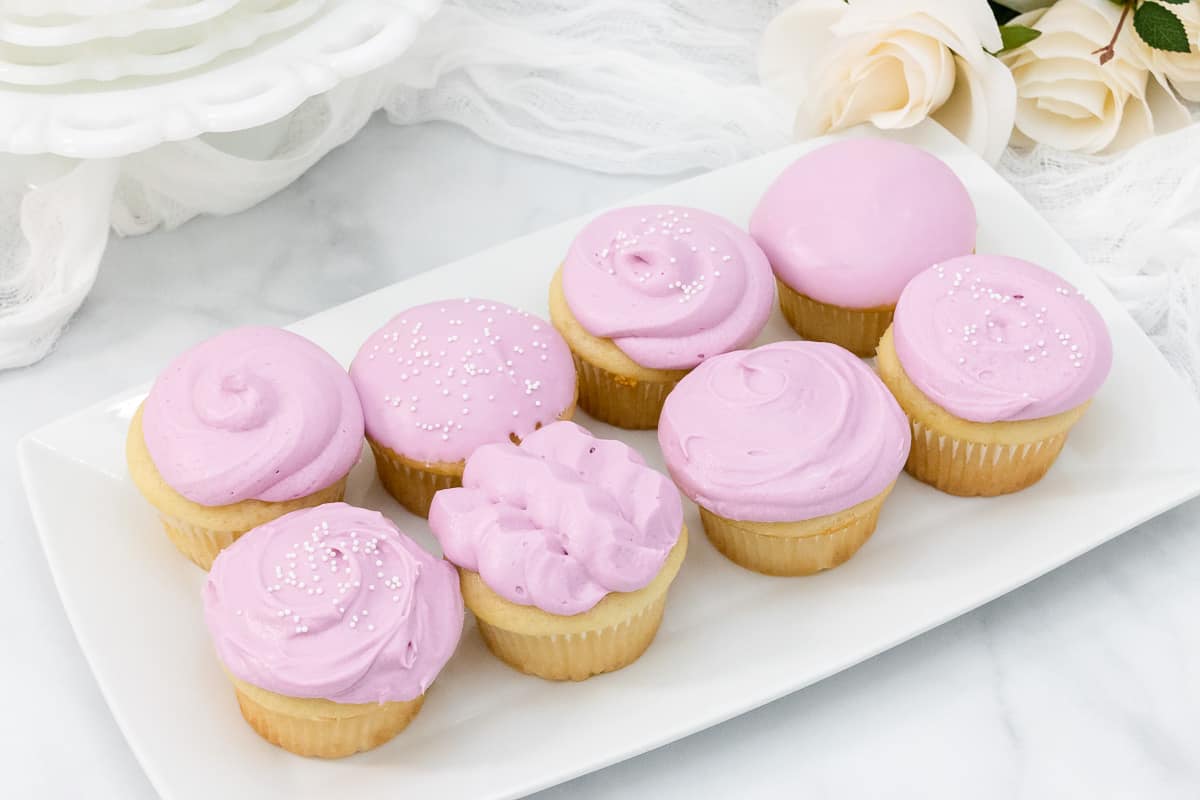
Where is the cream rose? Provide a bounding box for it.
[760,0,1017,163]
[1002,0,1191,154]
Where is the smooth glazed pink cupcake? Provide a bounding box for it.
[750,139,976,355]
[350,299,577,517]
[126,327,364,569]
[429,420,687,681]
[658,341,910,576]
[876,254,1113,495]
[549,204,774,428]
[204,502,463,757]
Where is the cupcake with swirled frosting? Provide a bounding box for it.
[126,327,364,569]
[204,502,463,757]
[350,299,577,518]
[876,255,1112,496]
[549,204,774,429]
[658,341,910,576]
[429,420,687,681]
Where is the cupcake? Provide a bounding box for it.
[876,255,1112,496]
[203,503,463,758]
[350,299,577,517]
[126,327,364,570]
[658,341,909,576]
[750,139,976,356]
[429,420,687,681]
[549,204,774,429]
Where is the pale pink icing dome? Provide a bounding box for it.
[750,138,976,309]
[203,503,463,704]
[562,205,774,370]
[428,421,683,616]
[658,341,910,523]
[892,255,1112,423]
[141,326,364,506]
[349,299,576,464]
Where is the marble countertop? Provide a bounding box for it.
[6,119,1200,799]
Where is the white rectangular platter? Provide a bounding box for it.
[19,122,1200,800]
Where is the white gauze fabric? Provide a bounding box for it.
[2,0,1199,399]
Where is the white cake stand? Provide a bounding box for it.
[0,0,442,158]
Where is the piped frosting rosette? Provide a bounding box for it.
[561,205,774,369]
[429,420,683,616]
[204,503,463,704]
[141,326,364,506]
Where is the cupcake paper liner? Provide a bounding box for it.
[571,351,679,430]
[475,591,668,681]
[904,419,1070,496]
[231,677,424,758]
[777,279,894,357]
[369,439,462,518]
[698,485,892,576]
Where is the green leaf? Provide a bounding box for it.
[997,24,1042,53]
[1134,2,1192,53]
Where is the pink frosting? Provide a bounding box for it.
[142,327,364,506]
[562,205,774,370]
[893,255,1112,423]
[428,421,683,616]
[203,503,463,704]
[349,299,576,464]
[658,342,910,522]
[749,138,976,309]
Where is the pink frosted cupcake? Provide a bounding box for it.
[204,502,463,757]
[751,139,976,355]
[659,341,910,576]
[429,420,687,681]
[876,254,1113,495]
[549,204,775,428]
[350,299,578,517]
[126,327,364,569]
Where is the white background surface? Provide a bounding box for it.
[5,120,1200,798]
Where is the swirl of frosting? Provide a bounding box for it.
[658,342,910,522]
[203,503,463,704]
[893,255,1113,423]
[428,421,683,616]
[562,205,774,370]
[350,299,576,464]
[142,327,364,506]
[749,138,976,309]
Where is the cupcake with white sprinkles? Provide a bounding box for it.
[350,299,577,516]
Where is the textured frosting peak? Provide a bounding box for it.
[893,255,1113,422]
[562,205,774,369]
[203,503,463,704]
[750,138,976,308]
[350,299,576,464]
[428,421,683,615]
[142,326,364,506]
[658,342,910,522]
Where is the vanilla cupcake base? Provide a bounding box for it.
[459,526,688,680]
[699,484,893,576]
[876,327,1089,496]
[230,676,424,758]
[126,406,349,570]
[776,278,894,357]
[549,267,687,429]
